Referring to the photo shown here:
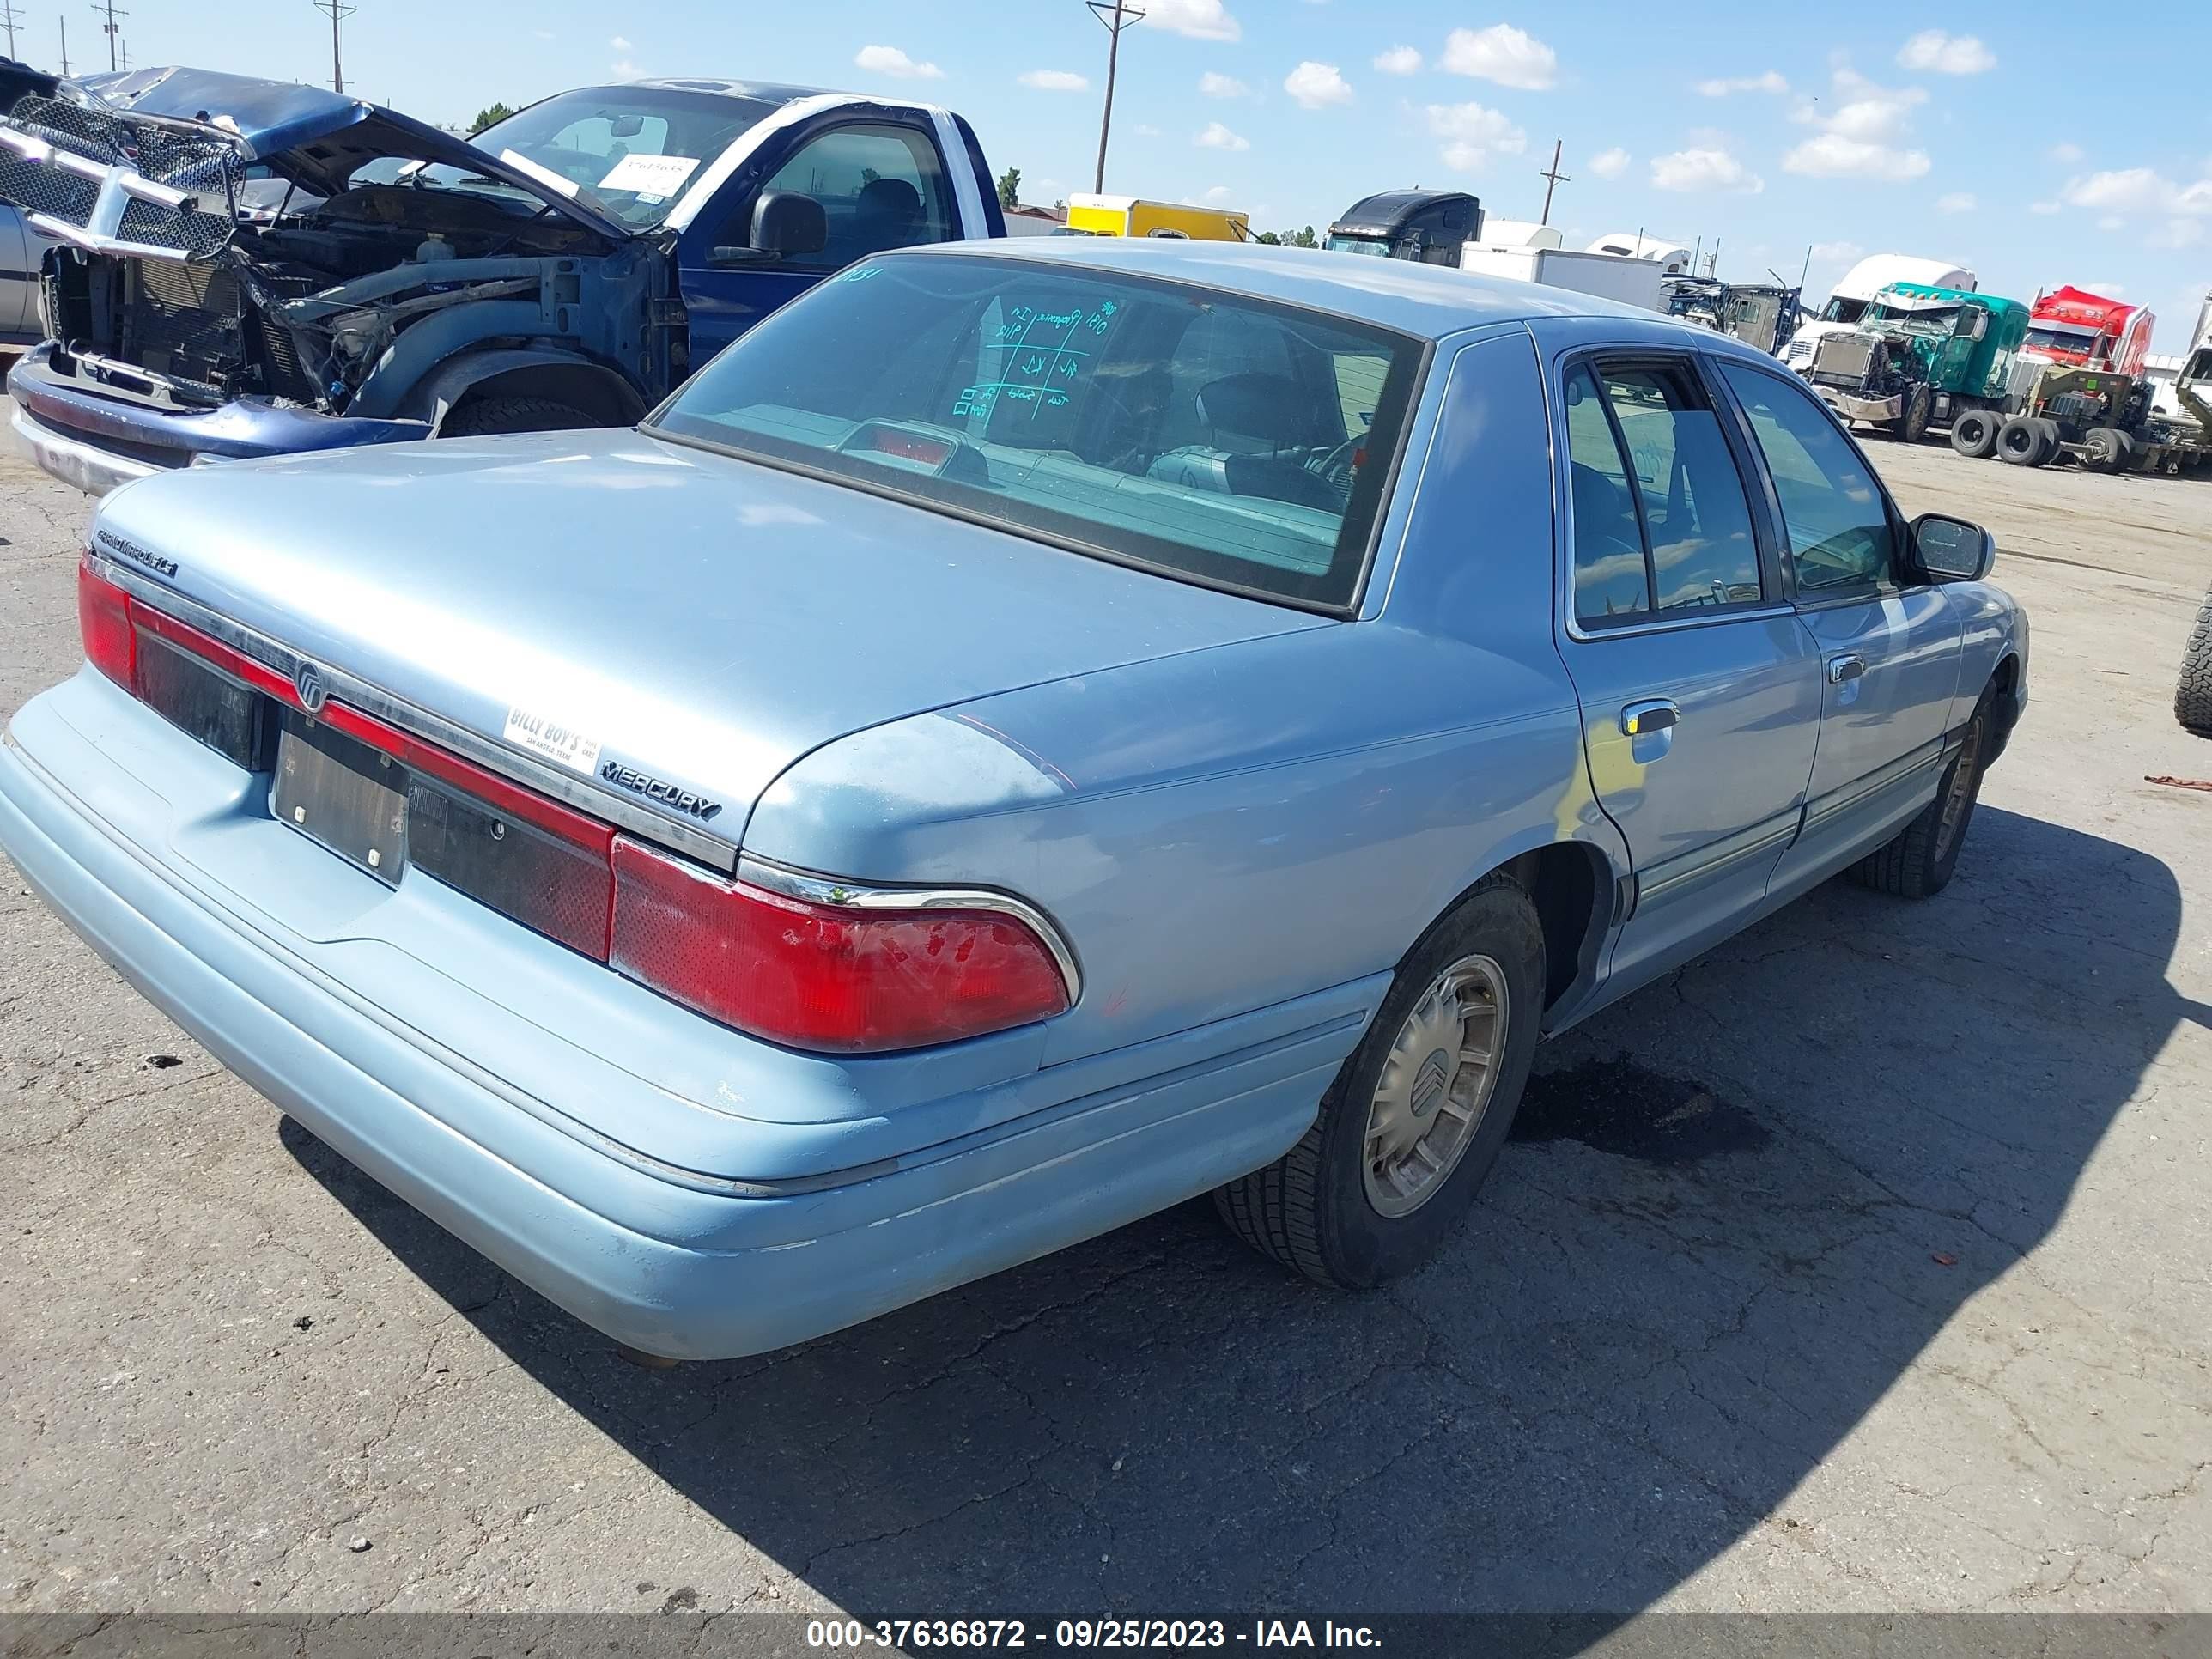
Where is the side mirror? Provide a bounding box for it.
[712,191,828,266]
[1912,512,1996,582]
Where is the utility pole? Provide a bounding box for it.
[1085,1,1143,196]
[88,0,122,70]
[313,0,356,94]
[0,3,21,58]
[57,13,67,74]
[1536,138,1570,226]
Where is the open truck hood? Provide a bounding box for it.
[0,61,635,258]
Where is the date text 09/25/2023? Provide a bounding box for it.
[806,1620,1384,1650]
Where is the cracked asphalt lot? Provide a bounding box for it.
[1,422,2207,1619]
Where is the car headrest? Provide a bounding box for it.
[856,177,921,224]
[1197,373,1320,445]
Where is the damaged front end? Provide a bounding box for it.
[0,64,674,491]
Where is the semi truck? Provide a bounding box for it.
[1662,276,1803,356]
[1322,191,1667,311]
[2019,285,2154,376]
[1782,252,1978,373]
[1799,282,2027,441]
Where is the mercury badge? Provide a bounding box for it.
[295,660,328,714]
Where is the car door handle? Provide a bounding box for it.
[1827,654,1866,684]
[1621,699,1680,737]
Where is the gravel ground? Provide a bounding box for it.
[1,417,2207,1620]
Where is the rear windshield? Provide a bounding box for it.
[647,254,1425,611]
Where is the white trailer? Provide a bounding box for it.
[1459,245,1667,312]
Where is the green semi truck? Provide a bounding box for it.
[1799,282,2027,442]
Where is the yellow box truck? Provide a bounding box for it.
[1063,193,1250,242]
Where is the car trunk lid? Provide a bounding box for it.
[93,427,1329,850]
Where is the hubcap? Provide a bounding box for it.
[1362,955,1510,1218]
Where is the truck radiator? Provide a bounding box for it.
[1809,333,1877,386]
[121,258,244,386]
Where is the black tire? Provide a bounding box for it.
[1849,691,1993,899]
[1950,408,2001,459]
[2081,426,2130,473]
[2177,587,2212,738]
[1996,416,2044,465]
[2029,416,2063,466]
[1890,385,1933,444]
[439,397,600,437]
[1214,875,1546,1289]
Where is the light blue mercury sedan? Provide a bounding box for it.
[0,240,2027,1358]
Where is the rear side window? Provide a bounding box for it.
[1563,358,1763,624]
[1717,362,1898,593]
[650,254,1425,610]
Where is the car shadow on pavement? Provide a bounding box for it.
[283,805,2201,1614]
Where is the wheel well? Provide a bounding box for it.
[1498,843,1609,1010]
[439,361,646,430]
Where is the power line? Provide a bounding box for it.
[0,3,21,59]
[88,0,123,71]
[312,0,356,94]
[1085,1,1143,196]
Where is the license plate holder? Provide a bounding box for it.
[270,708,409,885]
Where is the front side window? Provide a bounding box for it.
[1717,362,1898,594]
[756,125,955,270]
[1562,359,1762,624]
[648,254,1424,610]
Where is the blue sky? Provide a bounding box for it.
[48,0,2212,350]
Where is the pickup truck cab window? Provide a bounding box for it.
[756,123,957,271]
[1717,362,1899,596]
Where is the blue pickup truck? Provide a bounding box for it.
[0,63,1003,493]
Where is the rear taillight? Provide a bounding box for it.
[77,552,1073,1053]
[609,836,1072,1053]
[78,556,137,688]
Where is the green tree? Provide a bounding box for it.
[468,102,517,137]
[996,166,1023,210]
[1291,225,1319,249]
[1255,230,1282,245]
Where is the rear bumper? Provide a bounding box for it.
[0,683,1352,1358]
[6,345,426,495]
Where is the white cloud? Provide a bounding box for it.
[1139,0,1241,41]
[1018,69,1088,91]
[609,34,631,51]
[2149,220,2205,250]
[1810,240,1864,264]
[1424,102,1527,172]
[1589,146,1630,178]
[2098,215,2126,232]
[2050,142,2084,163]
[1783,68,1930,181]
[1784,133,1931,180]
[1441,24,1557,91]
[1897,31,1996,75]
[2062,167,2212,217]
[2029,200,2061,215]
[1696,70,1787,97]
[1936,191,1976,213]
[854,45,944,80]
[1284,61,1353,109]
[1195,120,1250,151]
[610,59,641,80]
[1133,124,1162,137]
[1202,185,1235,204]
[2079,280,2124,296]
[1650,146,1763,193]
[1374,45,1422,76]
[1199,70,1249,98]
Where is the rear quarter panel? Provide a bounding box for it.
[744,327,1628,1066]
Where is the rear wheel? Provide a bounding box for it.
[1996,416,2044,465]
[2081,426,2134,473]
[440,397,600,437]
[2178,587,2212,738]
[1950,408,2001,459]
[2030,417,2064,466]
[1849,691,1992,899]
[1214,875,1545,1289]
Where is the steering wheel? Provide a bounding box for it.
[1304,436,1361,492]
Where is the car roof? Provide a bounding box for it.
[586,77,840,104]
[898,237,1692,343]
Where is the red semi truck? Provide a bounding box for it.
[2020,285,2156,376]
